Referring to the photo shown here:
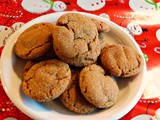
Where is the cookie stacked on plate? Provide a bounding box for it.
[14,13,144,114]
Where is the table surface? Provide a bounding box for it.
[0,0,160,120]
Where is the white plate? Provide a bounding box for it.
[0,11,146,120]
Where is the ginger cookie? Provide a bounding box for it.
[60,69,96,114]
[53,13,101,67]
[79,64,119,108]
[22,59,71,102]
[100,44,144,77]
[14,22,55,59]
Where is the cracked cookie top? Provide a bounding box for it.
[100,44,144,77]
[60,69,96,114]
[79,64,119,108]
[22,59,71,102]
[53,13,101,67]
[14,22,55,59]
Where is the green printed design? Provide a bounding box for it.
[42,0,54,9]
[144,0,158,10]
[143,53,149,62]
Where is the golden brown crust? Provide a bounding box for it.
[60,69,96,114]
[79,64,119,108]
[53,13,101,67]
[14,22,55,59]
[22,59,71,102]
[100,44,144,77]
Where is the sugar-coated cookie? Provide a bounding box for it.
[14,22,55,59]
[100,44,144,77]
[53,13,101,67]
[22,59,71,102]
[79,64,119,108]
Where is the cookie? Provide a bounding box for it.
[14,22,55,59]
[79,64,119,108]
[100,44,144,77]
[53,13,101,67]
[60,69,96,114]
[22,59,71,102]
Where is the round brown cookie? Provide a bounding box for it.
[53,13,101,67]
[22,59,71,102]
[60,69,96,114]
[79,64,119,108]
[100,44,144,77]
[14,22,55,59]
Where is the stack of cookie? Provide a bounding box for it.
[14,13,144,114]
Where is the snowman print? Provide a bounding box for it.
[126,23,143,36]
[21,0,66,14]
[131,114,157,120]
[129,0,160,12]
[122,23,142,37]
[0,22,24,56]
[131,108,160,120]
[0,22,24,47]
[52,1,67,12]
[122,23,146,48]
[154,29,160,54]
[77,0,106,11]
